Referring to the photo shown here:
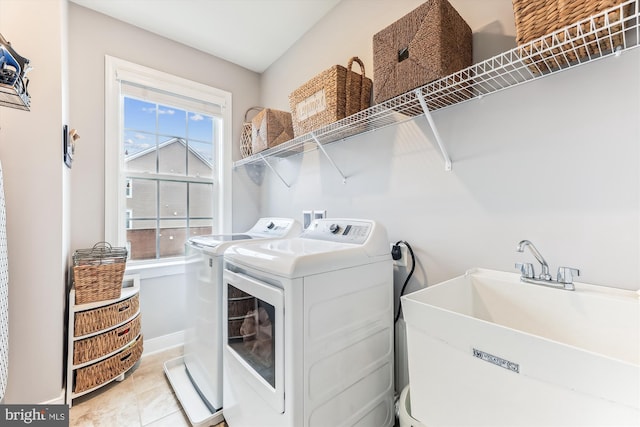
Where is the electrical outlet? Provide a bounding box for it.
[390,243,408,267]
[313,210,326,220]
[302,211,312,229]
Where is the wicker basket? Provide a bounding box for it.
[228,296,256,318]
[373,0,472,104]
[240,106,263,158]
[288,57,372,137]
[74,293,139,337]
[73,314,141,365]
[73,334,143,393]
[73,242,127,304]
[512,0,631,71]
[228,314,256,341]
[251,108,295,153]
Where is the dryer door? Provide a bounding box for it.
[224,270,284,413]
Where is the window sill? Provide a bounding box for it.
[125,258,185,280]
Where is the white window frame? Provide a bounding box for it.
[105,55,232,268]
[125,209,133,229]
[125,178,132,198]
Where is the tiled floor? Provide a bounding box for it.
[70,346,227,427]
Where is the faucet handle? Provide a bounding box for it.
[557,266,580,284]
[515,262,535,279]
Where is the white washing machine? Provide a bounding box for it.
[222,218,394,427]
[163,218,301,427]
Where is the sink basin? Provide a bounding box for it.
[402,268,640,426]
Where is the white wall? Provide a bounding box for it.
[68,4,263,342]
[258,0,640,292]
[256,0,639,393]
[0,0,69,403]
[68,3,262,243]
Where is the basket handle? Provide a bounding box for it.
[346,57,366,79]
[117,327,131,337]
[91,241,113,253]
[118,304,130,312]
[345,57,368,114]
[244,106,263,123]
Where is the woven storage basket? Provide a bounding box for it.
[73,314,141,365]
[73,242,127,304]
[228,296,256,318]
[240,106,263,158]
[373,0,472,104]
[251,108,294,153]
[74,293,139,337]
[228,314,256,341]
[512,0,631,71]
[73,334,143,393]
[288,57,372,137]
[228,285,256,340]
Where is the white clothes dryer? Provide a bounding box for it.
[163,218,301,427]
[222,218,394,427]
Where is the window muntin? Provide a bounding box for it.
[122,97,216,261]
[105,56,232,264]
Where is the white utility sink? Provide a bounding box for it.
[402,268,640,426]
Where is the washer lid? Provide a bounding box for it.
[224,219,391,277]
[191,234,254,244]
[187,217,301,255]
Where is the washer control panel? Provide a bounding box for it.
[250,217,299,237]
[302,219,372,244]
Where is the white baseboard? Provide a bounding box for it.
[142,330,185,356]
[40,389,65,405]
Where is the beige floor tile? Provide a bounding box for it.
[68,347,212,427]
[71,397,140,427]
[136,383,182,425]
[71,374,137,419]
[131,364,171,395]
[142,409,190,427]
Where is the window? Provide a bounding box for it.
[105,56,232,263]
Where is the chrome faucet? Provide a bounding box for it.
[514,240,579,291]
[516,240,552,280]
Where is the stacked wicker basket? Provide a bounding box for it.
[73,335,143,394]
[72,242,127,304]
[68,243,142,400]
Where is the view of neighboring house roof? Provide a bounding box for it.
[125,137,213,169]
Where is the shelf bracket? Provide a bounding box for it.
[415,89,452,171]
[258,153,291,188]
[310,132,347,183]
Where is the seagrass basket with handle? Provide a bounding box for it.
[239,106,263,158]
[73,242,127,304]
[288,56,372,137]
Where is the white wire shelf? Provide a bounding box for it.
[234,0,639,170]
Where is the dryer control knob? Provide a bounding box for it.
[267,221,275,229]
[329,223,340,234]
